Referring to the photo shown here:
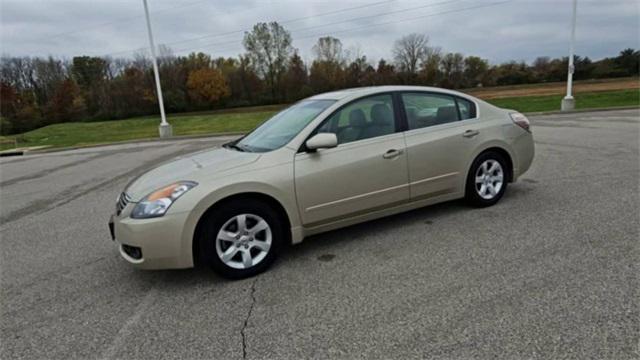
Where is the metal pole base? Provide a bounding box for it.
[561,97,575,111]
[158,123,173,138]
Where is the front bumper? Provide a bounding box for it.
[109,210,194,270]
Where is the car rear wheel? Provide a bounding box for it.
[198,200,283,279]
[465,151,508,207]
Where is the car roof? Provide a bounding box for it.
[307,85,475,101]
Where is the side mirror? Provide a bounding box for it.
[305,133,338,152]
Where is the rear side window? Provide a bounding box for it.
[456,97,476,119]
[401,93,459,130]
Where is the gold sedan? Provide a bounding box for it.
[109,86,534,279]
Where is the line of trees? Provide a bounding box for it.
[1,21,639,135]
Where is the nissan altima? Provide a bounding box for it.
[109,86,534,278]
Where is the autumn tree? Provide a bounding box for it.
[393,33,430,83]
[615,48,640,75]
[313,37,345,64]
[45,79,86,123]
[0,57,31,91]
[375,59,396,85]
[284,51,309,101]
[110,67,155,118]
[0,59,49,132]
[463,56,489,87]
[309,37,347,92]
[13,95,42,133]
[418,46,442,85]
[573,56,595,80]
[310,60,344,92]
[187,68,230,106]
[234,55,262,104]
[0,82,18,119]
[213,57,239,76]
[183,52,213,72]
[158,56,188,113]
[32,57,68,107]
[243,22,292,101]
[72,56,107,89]
[1,43,637,134]
[531,56,552,82]
[345,56,369,88]
[494,61,533,85]
[440,53,465,88]
[2,56,68,122]
[591,58,625,78]
[0,83,42,133]
[0,83,17,134]
[71,56,110,117]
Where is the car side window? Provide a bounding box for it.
[456,97,476,119]
[401,92,460,130]
[317,94,396,145]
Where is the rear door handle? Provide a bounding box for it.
[463,129,480,138]
[383,149,403,159]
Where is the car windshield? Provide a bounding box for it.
[232,99,336,152]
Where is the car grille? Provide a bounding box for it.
[116,192,132,215]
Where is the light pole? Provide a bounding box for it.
[561,0,578,111]
[143,0,172,138]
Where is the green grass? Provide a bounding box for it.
[2,89,638,151]
[486,89,639,113]
[2,110,277,151]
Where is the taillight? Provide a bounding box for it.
[510,112,531,132]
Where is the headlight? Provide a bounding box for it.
[131,181,197,219]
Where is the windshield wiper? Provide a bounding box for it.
[224,143,247,152]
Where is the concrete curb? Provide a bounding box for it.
[524,105,639,116]
[0,150,24,157]
[10,132,244,156]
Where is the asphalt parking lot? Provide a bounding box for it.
[1,109,638,359]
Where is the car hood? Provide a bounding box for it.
[125,147,260,201]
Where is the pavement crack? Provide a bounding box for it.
[241,277,258,360]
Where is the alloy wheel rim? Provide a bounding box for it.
[215,214,272,270]
[475,159,504,200]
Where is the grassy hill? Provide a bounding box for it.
[1,84,638,152]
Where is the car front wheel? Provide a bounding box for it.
[198,200,283,279]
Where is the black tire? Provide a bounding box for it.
[465,151,508,207]
[197,200,284,279]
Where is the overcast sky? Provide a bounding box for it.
[1,0,638,65]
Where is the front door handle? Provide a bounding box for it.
[463,129,480,138]
[383,149,403,159]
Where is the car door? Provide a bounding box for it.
[399,92,481,199]
[294,93,410,226]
